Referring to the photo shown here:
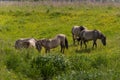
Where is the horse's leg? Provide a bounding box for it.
[45,48,49,53]
[60,42,65,53]
[48,49,50,53]
[72,35,75,45]
[61,45,65,53]
[62,46,65,53]
[93,40,97,48]
[95,41,97,48]
[80,40,82,48]
[60,44,62,52]
[77,37,81,45]
[77,40,79,45]
[93,43,94,48]
[45,48,47,53]
[80,38,84,48]
[95,43,97,48]
[84,40,87,48]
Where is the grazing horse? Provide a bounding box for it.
[15,38,36,49]
[35,34,68,53]
[80,29,106,48]
[72,26,86,45]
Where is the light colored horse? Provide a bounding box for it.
[35,34,68,53]
[72,26,86,45]
[80,29,106,48]
[15,38,36,49]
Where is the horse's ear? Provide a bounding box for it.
[79,26,85,31]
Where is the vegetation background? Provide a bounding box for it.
[0,1,120,80]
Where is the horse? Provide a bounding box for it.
[71,26,86,45]
[80,29,106,48]
[15,38,36,49]
[35,34,68,53]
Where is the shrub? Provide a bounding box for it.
[31,54,69,80]
[4,50,34,78]
[55,69,109,80]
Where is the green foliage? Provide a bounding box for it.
[5,54,21,70]
[91,54,108,69]
[31,54,69,80]
[0,3,120,80]
[55,69,120,80]
[69,54,92,71]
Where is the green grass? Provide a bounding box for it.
[0,2,120,80]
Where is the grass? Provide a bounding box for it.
[0,2,120,80]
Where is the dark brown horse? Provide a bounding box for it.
[15,38,36,49]
[35,34,68,53]
[80,29,106,48]
[71,26,86,45]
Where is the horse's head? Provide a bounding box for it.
[35,40,42,52]
[79,26,86,31]
[100,34,106,46]
[40,38,49,45]
[15,40,21,49]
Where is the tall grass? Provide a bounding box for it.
[0,2,120,80]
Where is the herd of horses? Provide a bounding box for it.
[15,26,106,53]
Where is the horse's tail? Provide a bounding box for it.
[65,37,68,49]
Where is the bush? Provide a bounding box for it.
[4,50,34,79]
[31,54,69,80]
[55,69,108,80]
[5,53,21,71]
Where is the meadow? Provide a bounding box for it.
[0,2,120,80]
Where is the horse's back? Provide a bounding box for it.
[81,30,94,40]
[72,26,87,37]
[28,38,36,47]
[15,38,36,49]
[81,30,100,40]
[49,38,61,48]
[56,34,67,41]
[57,34,66,38]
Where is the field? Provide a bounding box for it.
[0,2,120,80]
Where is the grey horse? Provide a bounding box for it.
[15,38,36,49]
[35,34,68,53]
[80,29,106,48]
[72,26,86,45]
